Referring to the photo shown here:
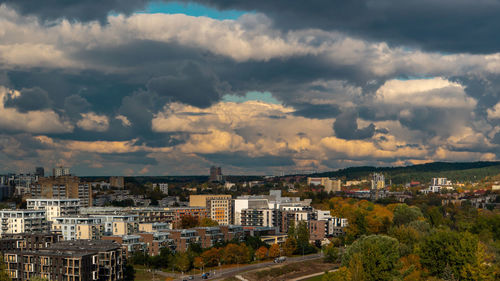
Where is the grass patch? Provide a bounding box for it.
[303,274,325,281]
[254,263,302,279]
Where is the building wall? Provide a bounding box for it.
[189,195,232,207]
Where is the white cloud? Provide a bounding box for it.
[375,77,476,108]
[115,115,131,127]
[77,112,109,132]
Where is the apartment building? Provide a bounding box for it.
[0,233,62,252]
[31,176,92,207]
[168,229,200,252]
[27,198,80,222]
[207,198,232,225]
[189,194,232,207]
[3,239,123,281]
[0,210,49,236]
[138,232,173,256]
[90,214,138,236]
[307,177,341,192]
[194,227,224,248]
[102,235,146,257]
[52,216,104,240]
[138,222,171,232]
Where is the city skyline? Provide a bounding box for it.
[2,1,500,176]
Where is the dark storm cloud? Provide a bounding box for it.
[192,0,500,54]
[64,95,91,119]
[0,0,149,22]
[99,152,158,166]
[146,62,229,108]
[4,87,52,112]
[333,110,375,140]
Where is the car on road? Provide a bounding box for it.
[274,256,286,263]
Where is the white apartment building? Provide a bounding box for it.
[152,183,168,195]
[53,167,70,177]
[52,216,103,240]
[91,214,138,236]
[0,210,49,235]
[27,198,80,222]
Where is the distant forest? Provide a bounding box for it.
[310,161,500,184]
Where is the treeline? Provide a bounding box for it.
[311,161,500,184]
[321,197,500,280]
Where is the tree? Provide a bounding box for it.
[418,229,478,279]
[222,243,250,264]
[179,215,199,229]
[173,252,191,272]
[201,248,222,267]
[348,253,366,281]
[342,235,400,281]
[199,217,219,227]
[123,263,135,281]
[393,204,423,226]
[322,266,351,281]
[0,256,10,281]
[269,243,281,258]
[193,256,204,271]
[323,243,340,263]
[296,221,310,249]
[288,221,296,238]
[283,237,297,256]
[460,242,497,281]
[255,246,268,261]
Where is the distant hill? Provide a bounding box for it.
[310,161,500,184]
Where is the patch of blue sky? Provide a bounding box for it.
[396,75,436,81]
[222,91,281,104]
[139,1,248,20]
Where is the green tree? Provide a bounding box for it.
[323,243,340,263]
[323,266,351,281]
[342,235,400,281]
[288,221,296,238]
[296,221,310,248]
[123,263,135,281]
[173,252,191,272]
[418,229,478,279]
[0,255,10,281]
[393,204,423,226]
[199,218,219,227]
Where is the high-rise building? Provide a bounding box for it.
[35,167,44,177]
[190,194,232,225]
[371,173,385,190]
[152,183,169,194]
[209,166,223,182]
[52,166,70,177]
[109,176,124,188]
[31,176,92,207]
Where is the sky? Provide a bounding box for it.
[2,1,500,176]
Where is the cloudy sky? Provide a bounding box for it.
[2,1,500,175]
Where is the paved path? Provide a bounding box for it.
[288,268,338,281]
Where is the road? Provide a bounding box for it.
[164,253,323,281]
